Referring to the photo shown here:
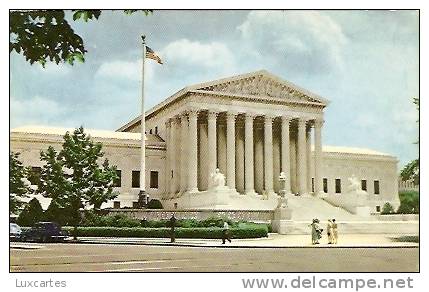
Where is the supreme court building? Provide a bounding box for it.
[11,70,400,213]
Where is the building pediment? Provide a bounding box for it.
[189,70,328,105]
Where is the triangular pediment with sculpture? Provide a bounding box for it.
[189,70,328,105]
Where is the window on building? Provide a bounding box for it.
[311,178,314,193]
[113,201,120,209]
[376,205,381,212]
[361,179,367,191]
[374,180,380,195]
[28,166,41,185]
[132,171,140,188]
[323,178,328,193]
[114,170,122,187]
[155,126,158,135]
[150,171,159,189]
[335,179,341,194]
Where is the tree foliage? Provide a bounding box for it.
[10,152,30,214]
[400,97,419,184]
[37,127,118,238]
[397,191,419,214]
[17,198,44,226]
[10,10,152,66]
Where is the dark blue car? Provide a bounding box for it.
[21,222,69,243]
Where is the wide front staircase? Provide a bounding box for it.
[287,195,371,221]
[284,195,417,235]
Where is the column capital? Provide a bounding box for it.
[187,108,199,119]
[297,117,308,127]
[314,119,325,128]
[281,115,293,123]
[226,111,238,119]
[245,112,257,120]
[264,114,274,124]
[180,112,188,121]
[207,110,219,120]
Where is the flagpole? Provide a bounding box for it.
[138,36,147,207]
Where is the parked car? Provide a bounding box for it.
[21,222,69,243]
[10,223,22,241]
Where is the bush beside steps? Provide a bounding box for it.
[63,224,268,239]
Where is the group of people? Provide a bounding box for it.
[309,218,338,245]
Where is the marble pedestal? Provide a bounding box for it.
[271,206,293,234]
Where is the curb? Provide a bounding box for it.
[73,239,419,249]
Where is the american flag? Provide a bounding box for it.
[145,46,163,64]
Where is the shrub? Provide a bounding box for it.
[44,200,72,226]
[62,224,268,239]
[397,191,419,214]
[81,212,140,227]
[146,199,163,209]
[381,202,395,215]
[17,198,44,226]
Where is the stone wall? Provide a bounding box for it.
[107,209,274,223]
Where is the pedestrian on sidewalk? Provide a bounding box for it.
[309,219,323,244]
[169,214,176,243]
[332,219,338,244]
[327,219,334,244]
[222,220,232,244]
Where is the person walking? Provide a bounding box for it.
[327,219,334,244]
[332,219,338,244]
[222,221,232,244]
[169,214,176,243]
[309,219,322,245]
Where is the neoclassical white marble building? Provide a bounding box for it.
[10,70,400,214]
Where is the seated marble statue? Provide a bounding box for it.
[347,174,361,193]
[210,168,226,189]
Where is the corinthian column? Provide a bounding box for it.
[207,111,218,186]
[306,123,312,194]
[281,116,292,195]
[187,110,199,193]
[314,119,324,196]
[170,117,178,195]
[264,115,274,196]
[180,114,188,194]
[164,119,171,199]
[244,113,257,196]
[226,111,237,191]
[297,118,307,196]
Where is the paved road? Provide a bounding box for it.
[10,243,419,272]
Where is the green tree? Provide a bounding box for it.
[88,159,119,211]
[44,200,72,226]
[400,97,419,184]
[10,10,152,66]
[397,191,419,214]
[38,127,118,238]
[17,198,44,226]
[10,152,30,214]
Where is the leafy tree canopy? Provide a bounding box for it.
[10,152,31,214]
[17,197,44,226]
[37,127,118,238]
[10,10,152,66]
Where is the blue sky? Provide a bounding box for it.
[10,10,419,167]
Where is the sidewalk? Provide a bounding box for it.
[54,233,420,248]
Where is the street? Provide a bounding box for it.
[10,243,419,272]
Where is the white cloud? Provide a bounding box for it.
[238,11,347,74]
[161,39,236,73]
[10,95,67,128]
[95,58,155,83]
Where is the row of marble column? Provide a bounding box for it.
[164,110,324,199]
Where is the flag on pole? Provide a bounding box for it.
[145,46,163,64]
